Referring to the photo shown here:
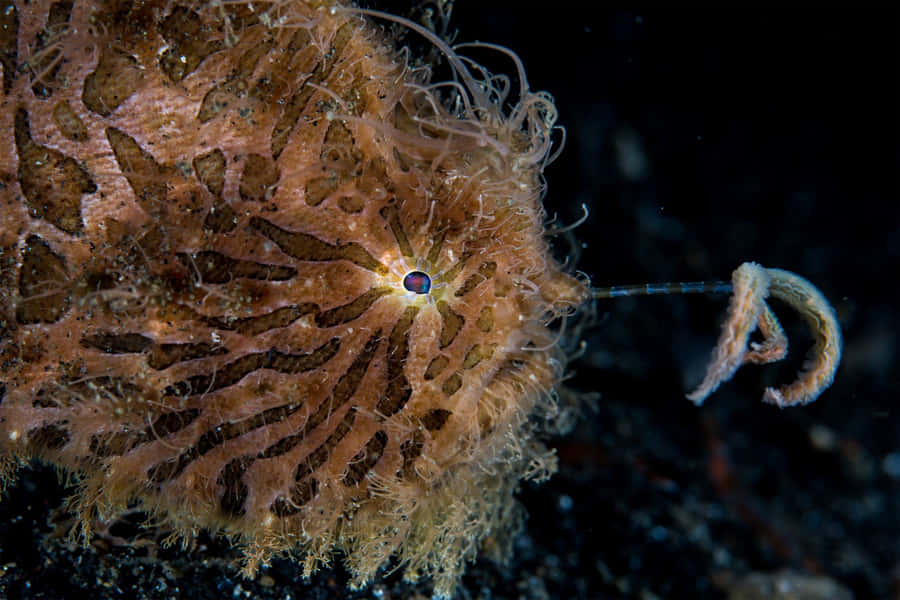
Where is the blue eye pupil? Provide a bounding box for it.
[403,271,431,294]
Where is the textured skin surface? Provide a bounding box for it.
[0,1,584,595]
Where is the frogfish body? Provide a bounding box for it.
[0,1,585,596]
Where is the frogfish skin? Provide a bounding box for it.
[0,0,587,596]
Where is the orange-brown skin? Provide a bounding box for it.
[0,1,585,596]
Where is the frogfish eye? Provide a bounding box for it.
[403,271,431,294]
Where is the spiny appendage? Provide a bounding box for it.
[0,1,580,596]
[687,262,842,407]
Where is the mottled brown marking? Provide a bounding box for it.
[165,338,340,397]
[196,85,231,123]
[234,334,377,517]
[304,174,338,207]
[377,306,418,417]
[270,23,353,159]
[463,344,494,369]
[147,342,228,370]
[258,333,379,459]
[342,430,387,486]
[476,306,494,333]
[204,303,318,336]
[32,387,56,409]
[438,254,469,284]
[399,430,424,479]
[16,235,70,324]
[270,410,356,515]
[292,407,356,481]
[148,402,305,482]
[193,149,226,197]
[203,203,238,233]
[89,431,131,458]
[90,408,200,458]
[321,120,362,169]
[421,408,451,431]
[337,194,366,213]
[80,332,154,354]
[158,7,223,81]
[182,251,296,283]
[77,269,117,296]
[424,356,449,381]
[165,353,263,397]
[235,34,274,79]
[14,109,95,234]
[52,101,88,142]
[0,243,15,342]
[436,300,464,349]
[239,154,280,202]
[0,3,17,94]
[27,0,72,96]
[358,157,391,195]
[129,223,166,260]
[83,47,143,116]
[315,287,391,328]
[271,478,317,517]
[197,36,274,122]
[425,230,446,266]
[441,373,462,396]
[218,455,253,516]
[105,127,167,213]
[93,0,161,41]
[380,204,414,258]
[33,376,143,409]
[271,68,318,159]
[455,262,497,297]
[151,408,202,438]
[29,422,70,450]
[422,408,453,431]
[251,217,388,274]
[320,20,356,83]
